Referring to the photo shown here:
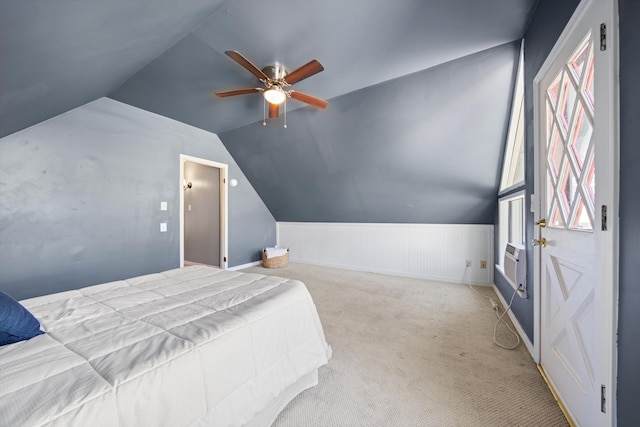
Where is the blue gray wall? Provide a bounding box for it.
[617,0,640,423]
[219,43,519,224]
[0,98,275,300]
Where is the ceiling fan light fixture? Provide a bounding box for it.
[263,87,286,105]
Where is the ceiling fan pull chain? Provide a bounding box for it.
[262,97,266,126]
[284,97,287,128]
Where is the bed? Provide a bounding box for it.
[0,265,332,426]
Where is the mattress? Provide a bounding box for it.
[0,265,331,427]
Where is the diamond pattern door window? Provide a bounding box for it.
[545,34,595,231]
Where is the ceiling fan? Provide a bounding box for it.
[215,51,328,121]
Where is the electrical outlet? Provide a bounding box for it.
[465,259,472,268]
[480,260,487,269]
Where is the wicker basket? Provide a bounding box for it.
[262,248,289,268]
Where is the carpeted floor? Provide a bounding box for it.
[241,262,569,427]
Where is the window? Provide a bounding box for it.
[500,41,525,193]
[498,42,526,270]
[498,191,526,269]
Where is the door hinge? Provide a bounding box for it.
[600,23,607,51]
[601,385,606,413]
[223,178,226,184]
[224,256,227,262]
[601,205,608,231]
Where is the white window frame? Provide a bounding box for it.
[497,190,526,271]
[497,42,526,273]
[499,41,526,194]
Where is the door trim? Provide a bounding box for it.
[537,365,577,426]
[180,154,229,270]
[532,0,618,424]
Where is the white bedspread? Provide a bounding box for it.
[0,266,331,427]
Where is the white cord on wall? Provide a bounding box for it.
[465,266,521,350]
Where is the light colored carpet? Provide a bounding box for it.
[241,262,569,427]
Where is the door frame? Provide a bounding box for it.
[532,0,619,424]
[180,154,229,269]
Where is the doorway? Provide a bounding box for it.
[180,154,228,269]
[533,0,618,425]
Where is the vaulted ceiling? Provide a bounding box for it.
[1,0,538,223]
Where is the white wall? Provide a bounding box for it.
[277,222,494,285]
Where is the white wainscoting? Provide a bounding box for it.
[277,222,494,285]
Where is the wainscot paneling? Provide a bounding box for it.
[277,222,494,285]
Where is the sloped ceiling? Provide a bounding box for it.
[220,42,520,224]
[110,0,536,133]
[1,0,537,224]
[0,0,228,139]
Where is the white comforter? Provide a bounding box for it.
[0,266,331,427]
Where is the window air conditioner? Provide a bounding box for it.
[504,243,527,298]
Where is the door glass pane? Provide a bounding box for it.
[584,156,596,202]
[559,165,573,216]
[571,193,592,230]
[569,104,593,168]
[559,72,578,135]
[569,38,590,81]
[549,127,564,176]
[584,49,595,112]
[544,32,595,231]
[550,201,565,228]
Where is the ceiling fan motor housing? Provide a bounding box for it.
[262,64,288,86]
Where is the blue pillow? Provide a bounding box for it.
[0,291,44,346]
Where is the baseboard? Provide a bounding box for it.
[492,284,535,359]
[229,260,261,271]
[291,258,489,287]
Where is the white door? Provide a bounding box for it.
[535,0,616,425]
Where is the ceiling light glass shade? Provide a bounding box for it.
[263,88,286,105]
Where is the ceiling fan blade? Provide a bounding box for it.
[283,60,324,85]
[289,91,329,109]
[225,51,270,81]
[269,103,279,118]
[215,88,261,97]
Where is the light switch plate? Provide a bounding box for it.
[160,223,167,232]
[160,201,167,211]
